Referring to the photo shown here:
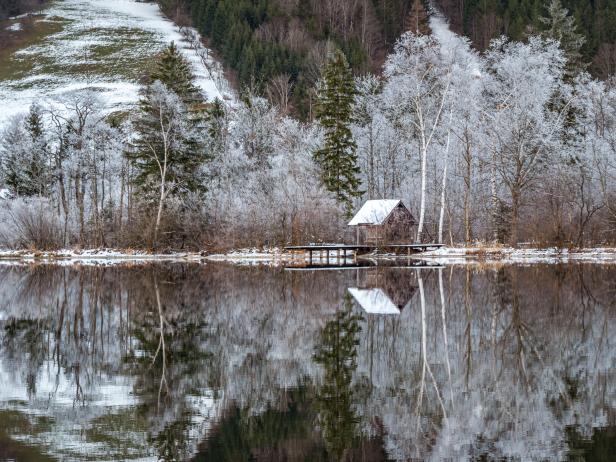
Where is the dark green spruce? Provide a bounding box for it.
[314,50,361,215]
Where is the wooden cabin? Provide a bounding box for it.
[348,199,416,245]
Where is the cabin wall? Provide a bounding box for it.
[356,204,416,245]
[383,206,415,244]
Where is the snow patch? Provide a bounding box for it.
[0,248,207,266]
[6,22,22,31]
[417,246,616,264]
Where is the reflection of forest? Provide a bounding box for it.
[0,263,614,461]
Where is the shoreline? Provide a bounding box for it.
[0,246,616,265]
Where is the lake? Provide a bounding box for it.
[0,261,614,461]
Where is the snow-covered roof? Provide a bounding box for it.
[348,288,401,315]
[348,199,405,226]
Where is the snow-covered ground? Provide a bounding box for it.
[1,246,616,266]
[0,0,232,127]
[0,248,207,265]
[417,246,616,264]
[205,247,297,265]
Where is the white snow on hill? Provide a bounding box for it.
[0,0,232,127]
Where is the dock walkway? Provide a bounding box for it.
[284,243,445,263]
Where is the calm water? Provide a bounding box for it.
[0,262,614,461]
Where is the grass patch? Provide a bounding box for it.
[1,22,159,88]
[0,16,68,82]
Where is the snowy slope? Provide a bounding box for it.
[0,0,232,127]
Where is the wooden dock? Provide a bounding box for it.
[284,243,444,264]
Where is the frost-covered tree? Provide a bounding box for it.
[314,50,361,215]
[383,33,451,242]
[540,0,586,77]
[0,104,50,198]
[483,37,568,245]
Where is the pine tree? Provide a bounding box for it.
[24,104,50,197]
[150,42,203,108]
[405,0,430,35]
[540,0,586,76]
[314,50,361,215]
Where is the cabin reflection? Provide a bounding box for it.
[348,268,418,315]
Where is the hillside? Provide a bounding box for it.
[165,0,616,115]
[0,0,231,126]
[171,0,417,118]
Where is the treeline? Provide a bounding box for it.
[0,43,343,251]
[163,0,616,115]
[435,0,616,78]
[163,0,422,118]
[0,0,47,19]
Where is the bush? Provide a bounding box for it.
[0,198,63,250]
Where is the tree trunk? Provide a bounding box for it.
[438,113,453,244]
[154,182,165,248]
[490,152,499,243]
[510,188,520,247]
[416,142,427,243]
[463,132,473,244]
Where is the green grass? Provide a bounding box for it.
[0,16,68,82]
[1,18,158,89]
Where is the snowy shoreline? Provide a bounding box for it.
[0,248,207,265]
[0,246,616,266]
[415,246,616,264]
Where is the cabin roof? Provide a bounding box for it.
[348,288,401,315]
[348,199,407,226]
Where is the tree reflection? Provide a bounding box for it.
[313,295,363,461]
[0,263,614,461]
[123,269,213,462]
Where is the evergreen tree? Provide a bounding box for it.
[150,42,203,108]
[540,0,586,76]
[24,104,51,197]
[314,50,361,215]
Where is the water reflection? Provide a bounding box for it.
[313,296,363,460]
[0,263,614,461]
[348,267,418,314]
